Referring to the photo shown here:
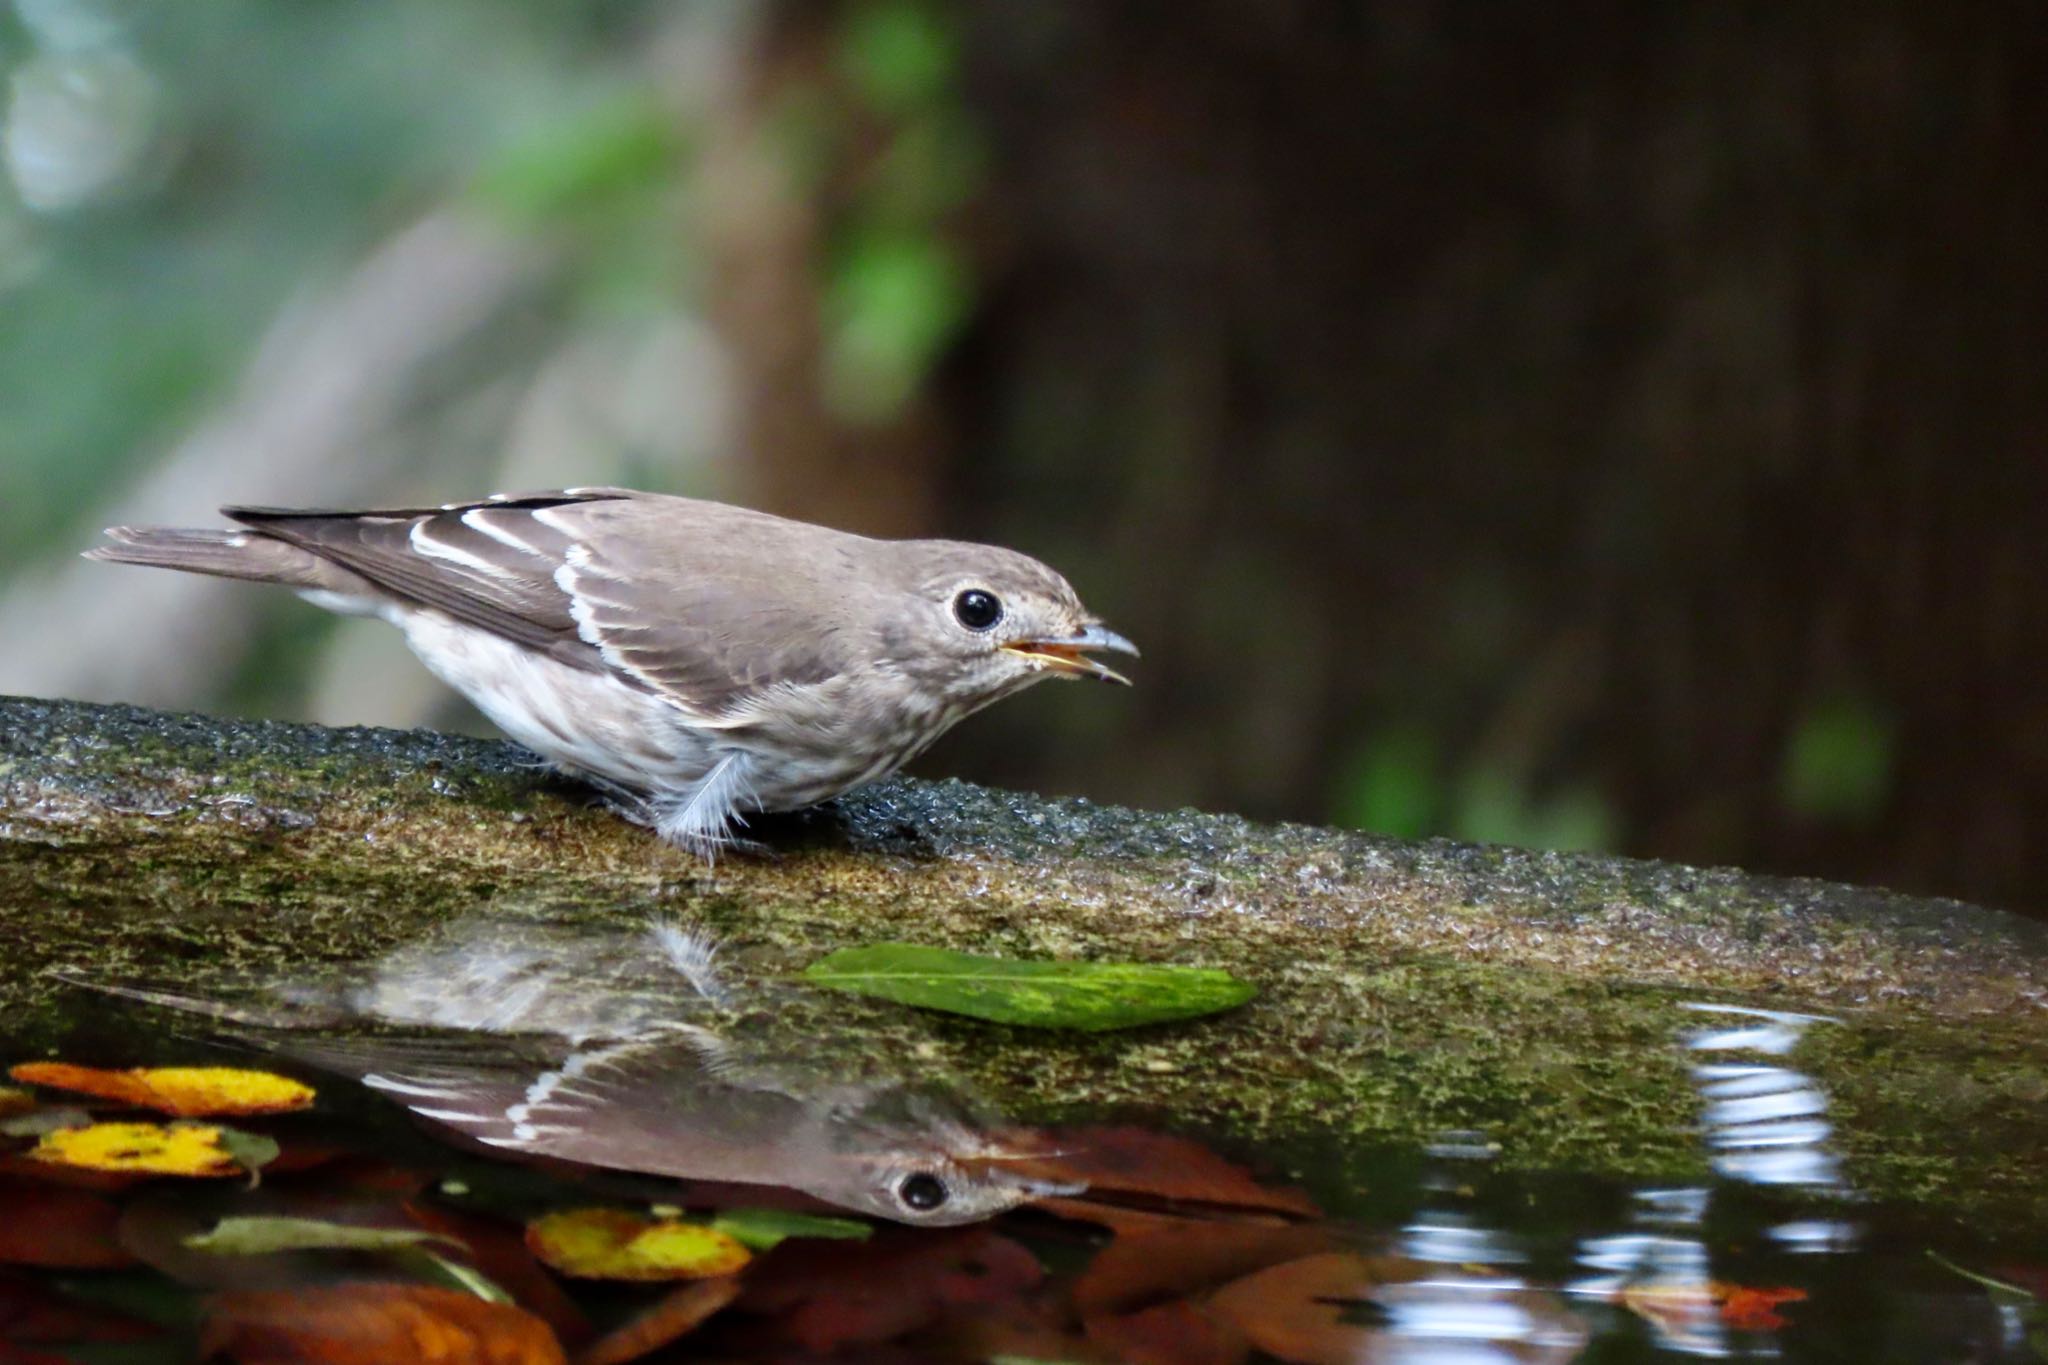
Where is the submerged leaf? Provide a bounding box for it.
[202,1283,564,1365]
[710,1208,872,1251]
[1023,1126,1320,1219]
[525,1209,751,1282]
[29,1122,244,1178]
[184,1215,462,1258]
[802,944,1255,1030]
[576,1276,741,1365]
[10,1063,314,1118]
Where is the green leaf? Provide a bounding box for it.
[711,1207,873,1251]
[185,1215,461,1257]
[392,1246,516,1304]
[208,1125,279,1187]
[802,944,1256,1031]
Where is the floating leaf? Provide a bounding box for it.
[1715,1281,1808,1332]
[1022,1127,1319,1219]
[201,1283,564,1365]
[213,1128,282,1185]
[739,1227,1042,1354]
[184,1215,462,1258]
[0,1086,33,1118]
[10,1063,314,1118]
[577,1276,741,1365]
[29,1122,244,1178]
[802,944,1255,1031]
[525,1209,751,1282]
[710,1208,872,1252]
[395,1247,517,1306]
[407,1200,590,1343]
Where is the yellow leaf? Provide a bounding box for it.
[525,1208,752,1282]
[29,1121,244,1177]
[10,1063,314,1117]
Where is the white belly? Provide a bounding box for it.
[395,609,716,795]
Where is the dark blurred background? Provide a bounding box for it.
[2,1,2042,915]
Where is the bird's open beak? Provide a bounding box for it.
[1002,622,1139,686]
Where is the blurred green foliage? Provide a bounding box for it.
[1781,693,1895,824]
[1335,724,1617,853]
[0,0,671,565]
[818,0,981,424]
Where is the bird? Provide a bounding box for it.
[87,488,1137,853]
[71,915,1077,1226]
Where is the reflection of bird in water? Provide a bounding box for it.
[79,917,1076,1226]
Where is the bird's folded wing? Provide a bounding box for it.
[228,490,867,717]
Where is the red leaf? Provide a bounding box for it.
[0,1179,134,1269]
[737,1227,1041,1354]
[1715,1282,1808,1332]
[202,1283,565,1365]
[573,1275,740,1365]
[1085,1298,1249,1365]
[1019,1127,1319,1219]
[1074,1221,1336,1317]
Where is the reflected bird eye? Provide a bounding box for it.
[897,1171,950,1211]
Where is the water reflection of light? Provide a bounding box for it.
[1685,1005,1844,1190]
[1383,1134,1588,1362]
[1560,1003,1862,1355]
[1377,1274,1587,1363]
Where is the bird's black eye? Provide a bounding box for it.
[898,1172,949,1211]
[953,589,1002,631]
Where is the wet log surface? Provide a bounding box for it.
[2,695,2043,1229]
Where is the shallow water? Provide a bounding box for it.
[4,952,2043,1362]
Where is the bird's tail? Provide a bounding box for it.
[85,525,334,589]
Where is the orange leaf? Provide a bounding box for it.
[10,1064,313,1118]
[1713,1281,1808,1331]
[1207,1252,1399,1365]
[573,1275,741,1365]
[0,1179,133,1268]
[1018,1127,1319,1219]
[202,1283,565,1365]
[524,1209,750,1282]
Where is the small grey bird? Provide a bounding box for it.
[88,489,1136,852]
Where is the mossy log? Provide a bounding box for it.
[2,695,2043,1230]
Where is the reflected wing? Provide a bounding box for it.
[271,1028,817,1187]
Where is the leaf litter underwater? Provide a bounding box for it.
[2,918,2044,1363]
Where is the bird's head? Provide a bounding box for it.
[886,541,1138,708]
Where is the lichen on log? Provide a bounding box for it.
[1,695,2044,1229]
